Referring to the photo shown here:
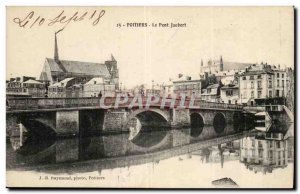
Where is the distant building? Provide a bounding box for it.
[160,79,174,97]
[6,76,46,97]
[220,84,239,104]
[173,76,201,98]
[22,79,46,97]
[83,77,115,97]
[48,77,80,98]
[39,32,119,90]
[200,56,250,74]
[238,63,289,105]
[201,83,222,102]
[146,85,161,96]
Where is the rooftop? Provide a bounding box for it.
[46,58,110,77]
[49,77,74,87]
[23,79,44,84]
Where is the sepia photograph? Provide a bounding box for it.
[5,6,295,188]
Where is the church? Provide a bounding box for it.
[39,31,119,90]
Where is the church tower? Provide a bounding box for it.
[105,54,119,90]
[220,55,224,72]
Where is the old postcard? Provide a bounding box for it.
[6,6,294,188]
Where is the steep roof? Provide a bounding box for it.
[46,58,110,77]
[211,60,251,71]
[49,77,74,87]
[84,77,104,85]
[23,79,43,84]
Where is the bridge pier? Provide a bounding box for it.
[56,110,79,136]
[103,110,129,133]
[171,108,191,127]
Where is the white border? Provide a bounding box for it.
[1,0,299,193]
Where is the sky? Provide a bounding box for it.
[6,6,294,88]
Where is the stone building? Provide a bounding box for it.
[6,76,46,97]
[39,32,119,90]
[48,77,80,98]
[201,83,222,102]
[238,63,289,106]
[220,84,239,104]
[83,77,116,97]
[173,77,202,98]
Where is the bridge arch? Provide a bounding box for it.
[124,109,171,131]
[190,113,205,137]
[21,119,57,139]
[213,112,226,134]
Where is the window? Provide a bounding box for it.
[277,80,279,87]
[276,141,281,148]
[277,73,280,78]
[282,73,284,78]
[257,75,262,79]
[258,91,262,98]
[276,90,280,97]
[251,81,254,89]
[269,91,272,98]
[282,80,284,87]
[258,141,263,148]
[268,80,272,88]
[242,76,246,80]
[269,150,273,160]
[226,90,233,96]
[250,75,254,80]
[257,81,262,89]
[251,91,254,98]
[259,150,263,158]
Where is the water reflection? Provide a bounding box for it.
[240,123,294,174]
[6,122,293,178]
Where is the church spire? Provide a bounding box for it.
[54,33,59,62]
[220,55,224,72]
[54,28,64,63]
[200,59,203,73]
[54,28,67,73]
[111,54,116,62]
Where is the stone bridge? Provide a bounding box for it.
[6,97,245,137]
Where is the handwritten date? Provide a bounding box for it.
[13,10,106,29]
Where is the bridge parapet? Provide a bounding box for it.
[6,97,244,112]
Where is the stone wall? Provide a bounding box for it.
[103,110,129,133]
